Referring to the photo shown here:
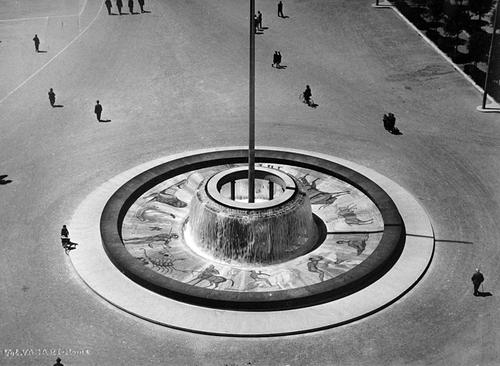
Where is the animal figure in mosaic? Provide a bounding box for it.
[270,268,302,289]
[125,229,179,248]
[144,179,188,208]
[140,249,185,274]
[246,270,273,289]
[187,265,234,289]
[337,204,373,225]
[298,174,351,210]
[136,207,176,221]
[336,234,369,255]
[146,228,179,248]
[307,255,327,281]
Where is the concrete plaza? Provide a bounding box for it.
[0,0,499,365]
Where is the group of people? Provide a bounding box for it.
[47,88,104,121]
[105,0,147,15]
[254,11,264,33]
[255,3,313,107]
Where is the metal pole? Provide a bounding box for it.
[230,180,236,201]
[248,0,256,203]
[482,1,500,109]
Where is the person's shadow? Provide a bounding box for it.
[276,64,287,69]
[64,241,78,254]
[0,174,12,185]
[52,104,64,108]
[99,119,112,123]
[37,50,48,53]
[476,291,493,297]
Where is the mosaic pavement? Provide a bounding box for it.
[121,163,384,292]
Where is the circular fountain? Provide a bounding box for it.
[70,148,435,335]
[186,166,319,264]
[98,149,408,311]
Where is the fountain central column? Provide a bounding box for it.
[185,167,319,265]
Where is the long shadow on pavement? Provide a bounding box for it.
[476,291,493,297]
[0,175,12,185]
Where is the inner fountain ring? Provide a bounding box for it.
[100,149,405,310]
[206,166,296,209]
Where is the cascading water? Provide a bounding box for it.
[185,168,319,265]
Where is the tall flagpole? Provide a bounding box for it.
[482,0,500,109]
[248,0,256,203]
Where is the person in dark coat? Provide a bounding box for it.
[472,268,484,296]
[116,0,123,14]
[276,51,282,68]
[53,357,64,366]
[128,0,134,14]
[257,11,263,30]
[33,34,40,52]
[61,225,70,248]
[105,0,112,15]
[303,85,312,105]
[383,113,396,132]
[138,0,145,12]
[278,1,284,17]
[388,113,396,131]
[94,100,103,121]
[48,88,56,107]
[272,51,278,67]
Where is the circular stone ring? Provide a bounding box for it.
[69,147,434,336]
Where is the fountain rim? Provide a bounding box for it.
[98,149,405,311]
[205,166,297,209]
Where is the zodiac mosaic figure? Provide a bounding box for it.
[188,265,234,289]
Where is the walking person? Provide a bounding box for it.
[61,225,70,249]
[128,0,134,14]
[116,0,123,14]
[276,51,282,68]
[53,357,64,366]
[138,0,145,12]
[94,100,103,122]
[303,85,312,106]
[48,88,56,107]
[257,11,263,30]
[471,268,484,296]
[272,51,278,68]
[105,0,112,15]
[278,1,284,17]
[33,34,40,52]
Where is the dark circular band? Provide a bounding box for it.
[100,149,405,311]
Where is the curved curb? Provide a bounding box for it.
[68,147,434,336]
